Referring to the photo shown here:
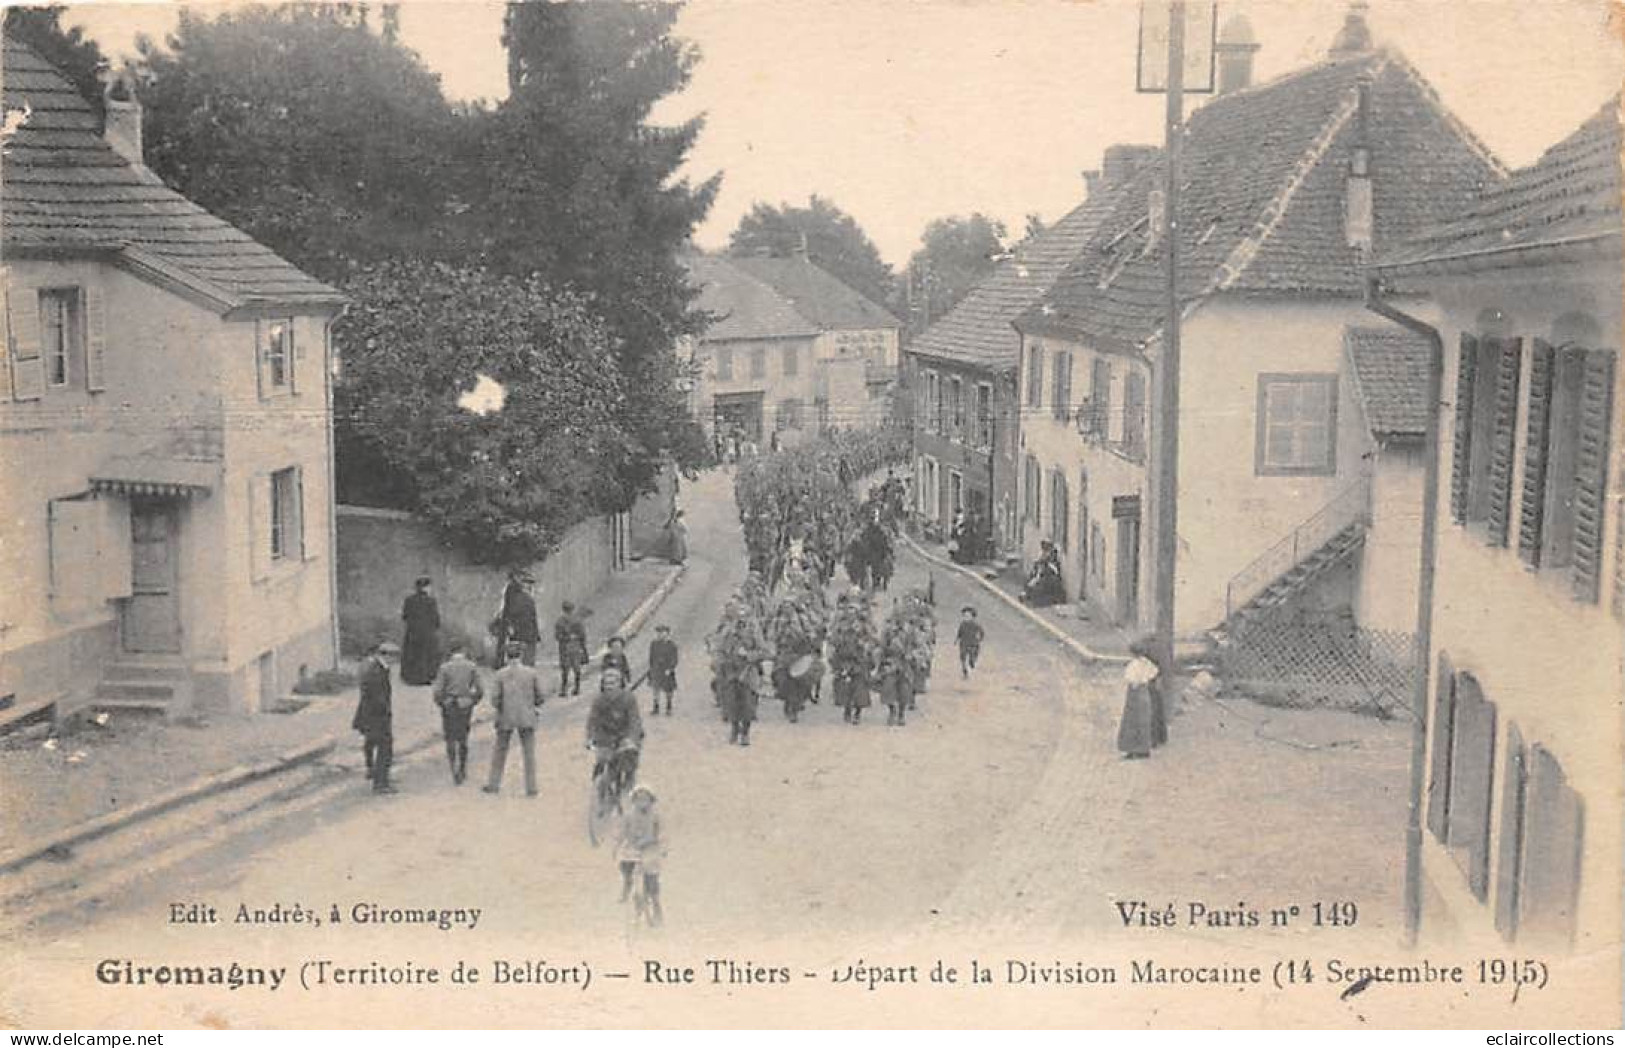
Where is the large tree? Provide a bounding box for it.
[335,260,642,566]
[461,1,721,499]
[133,4,455,282]
[728,195,895,309]
[902,213,1009,333]
[4,4,107,118]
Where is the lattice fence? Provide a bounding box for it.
[1219,607,1417,719]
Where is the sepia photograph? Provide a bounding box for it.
[0,0,1621,1031]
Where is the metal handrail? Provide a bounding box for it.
[1224,476,1373,621]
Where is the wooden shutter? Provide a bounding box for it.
[1450,334,1479,524]
[1570,349,1615,603]
[1613,486,1625,620]
[1447,673,1496,902]
[1426,652,1456,842]
[84,284,108,392]
[1518,340,1557,566]
[289,320,304,395]
[1485,338,1523,547]
[296,466,311,560]
[0,289,12,401]
[254,320,267,401]
[10,288,44,401]
[1521,745,1585,946]
[1493,722,1528,942]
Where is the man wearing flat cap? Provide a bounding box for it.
[353,641,399,795]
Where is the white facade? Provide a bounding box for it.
[0,259,340,716]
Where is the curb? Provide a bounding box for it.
[0,563,691,878]
[897,532,1131,667]
[0,738,336,875]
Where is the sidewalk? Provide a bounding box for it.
[905,531,1134,659]
[0,558,678,846]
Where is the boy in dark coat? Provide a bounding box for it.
[955,606,985,679]
[603,635,633,690]
[352,642,399,794]
[647,625,679,716]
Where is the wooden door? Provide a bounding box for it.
[1115,514,1140,626]
[123,502,182,653]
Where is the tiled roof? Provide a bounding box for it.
[1345,326,1430,440]
[685,253,821,341]
[725,255,899,332]
[1019,48,1500,350]
[1378,97,1622,271]
[2,36,343,311]
[907,186,1125,371]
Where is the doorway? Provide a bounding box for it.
[713,392,764,445]
[123,500,182,653]
[1113,496,1141,627]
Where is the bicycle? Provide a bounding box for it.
[587,741,639,847]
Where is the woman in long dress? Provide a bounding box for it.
[1116,636,1163,759]
[400,577,442,686]
[667,509,689,565]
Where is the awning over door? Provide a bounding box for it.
[89,457,217,499]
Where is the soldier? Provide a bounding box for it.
[554,601,589,696]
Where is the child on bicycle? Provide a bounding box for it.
[618,783,665,927]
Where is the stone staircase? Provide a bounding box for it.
[93,656,189,715]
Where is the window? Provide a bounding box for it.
[261,318,294,392]
[715,347,734,381]
[1027,343,1045,408]
[1049,468,1070,548]
[1256,374,1337,475]
[1086,358,1112,439]
[976,383,994,448]
[782,344,798,377]
[950,376,965,438]
[1051,350,1072,421]
[269,467,302,562]
[39,288,82,388]
[776,398,803,430]
[1121,370,1147,459]
[1023,454,1041,522]
[749,346,766,379]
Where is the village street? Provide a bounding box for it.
[1,468,1425,1027]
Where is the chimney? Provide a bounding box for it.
[100,71,144,167]
[1328,1,1375,59]
[1082,169,1103,198]
[1215,15,1260,94]
[1101,143,1162,189]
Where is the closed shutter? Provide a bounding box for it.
[1493,722,1528,942]
[296,466,311,560]
[1570,349,1615,603]
[1613,486,1625,620]
[10,288,44,401]
[1518,340,1556,566]
[1485,338,1523,547]
[1450,334,1479,524]
[289,320,304,395]
[1426,652,1455,842]
[85,283,108,392]
[1447,673,1496,903]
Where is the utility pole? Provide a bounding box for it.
[1153,0,1187,672]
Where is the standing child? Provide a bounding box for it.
[956,606,985,679]
[618,784,666,927]
[647,625,679,716]
[603,635,633,689]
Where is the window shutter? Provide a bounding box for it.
[10,288,44,401]
[289,321,304,395]
[1518,340,1557,566]
[85,284,108,392]
[1485,338,1523,547]
[254,320,267,401]
[249,473,271,581]
[100,497,133,600]
[1493,722,1528,942]
[1570,349,1615,603]
[1426,652,1456,842]
[1613,486,1624,620]
[297,466,312,560]
[1449,335,1479,524]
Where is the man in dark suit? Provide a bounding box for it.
[352,642,399,795]
[501,571,541,667]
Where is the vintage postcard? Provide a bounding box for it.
[0,0,1621,1031]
